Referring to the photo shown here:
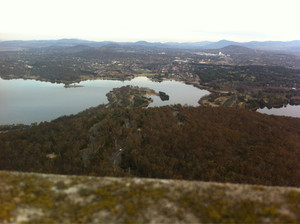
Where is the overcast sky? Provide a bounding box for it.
[1,0,299,42]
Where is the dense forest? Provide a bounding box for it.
[0,102,299,187]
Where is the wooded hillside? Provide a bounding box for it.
[1,104,299,187]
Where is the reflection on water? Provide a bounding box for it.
[257,104,300,118]
[0,77,209,125]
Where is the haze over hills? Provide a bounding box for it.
[1,38,300,52]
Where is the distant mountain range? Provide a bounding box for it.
[203,39,300,52]
[1,38,300,52]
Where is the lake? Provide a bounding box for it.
[256,104,300,118]
[0,77,210,125]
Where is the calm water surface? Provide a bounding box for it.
[0,77,209,125]
[256,104,300,118]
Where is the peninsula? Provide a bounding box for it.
[106,85,158,108]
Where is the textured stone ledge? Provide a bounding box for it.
[1,171,300,223]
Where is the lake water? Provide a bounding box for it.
[256,104,300,118]
[0,77,210,125]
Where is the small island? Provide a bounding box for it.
[106,85,158,108]
[64,84,84,88]
[159,91,170,101]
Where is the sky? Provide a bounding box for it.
[1,0,300,42]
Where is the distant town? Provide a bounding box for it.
[0,39,299,110]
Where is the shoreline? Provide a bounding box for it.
[1,74,299,112]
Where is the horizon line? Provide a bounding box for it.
[0,38,300,44]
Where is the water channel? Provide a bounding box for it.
[256,104,300,118]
